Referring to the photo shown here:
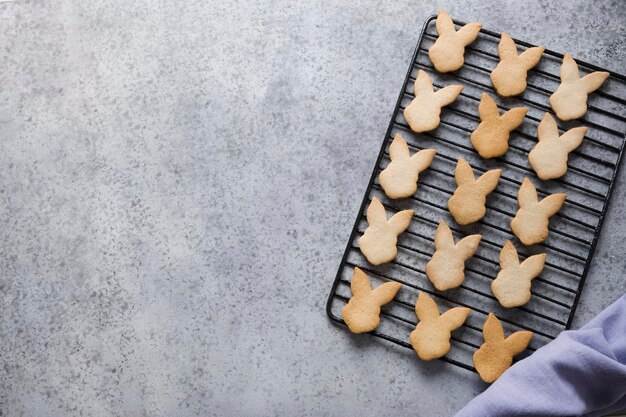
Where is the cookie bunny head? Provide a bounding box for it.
[511,178,566,246]
[473,313,533,383]
[428,10,482,73]
[470,93,528,159]
[410,292,470,360]
[403,70,464,133]
[491,240,547,308]
[379,133,437,199]
[448,157,501,225]
[490,33,544,97]
[359,197,413,265]
[529,113,587,180]
[341,268,402,334]
[549,53,609,121]
[425,220,481,291]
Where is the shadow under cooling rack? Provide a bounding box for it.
[326,15,626,373]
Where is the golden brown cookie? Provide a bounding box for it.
[491,240,546,308]
[490,33,544,97]
[342,267,402,333]
[410,292,470,360]
[510,178,566,246]
[470,93,528,159]
[428,10,482,73]
[550,53,609,121]
[528,113,587,180]
[425,220,481,291]
[473,313,533,383]
[379,133,437,199]
[448,157,501,225]
[359,197,413,265]
[403,70,464,133]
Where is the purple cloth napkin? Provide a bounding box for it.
[455,294,626,417]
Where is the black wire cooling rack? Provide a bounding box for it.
[326,15,626,373]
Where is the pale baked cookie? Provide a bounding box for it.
[529,113,587,180]
[410,292,470,361]
[490,33,544,97]
[379,133,437,199]
[425,220,481,291]
[473,313,533,383]
[491,240,546,308]
[550,53,609,121]
[342,267,402,334]
[359,197,413,265]
[470,93,528,159]
[403,70,464,133]
[511,178,566,246]
[448,157,501,225]
[428,10,482,73]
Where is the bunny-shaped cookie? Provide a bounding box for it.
[425,220,482,291]
[342,267,402,334]
[379,133,437,199]
[511,178,566,246]
[473,313,533,383]
[428,10,482,73]
[403,70,464,133]
[550,53,609,121]
[410,292,470,360]
[448,157,501,225]
[359,197,413,265]
[470,93,528,159]
[492,240,546,308]
[490,33,544,97]
[529,113,587,180]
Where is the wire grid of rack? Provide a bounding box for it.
[326,15,626,373]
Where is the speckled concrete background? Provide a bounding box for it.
[0,0,624,416]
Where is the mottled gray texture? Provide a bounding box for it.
[0,0,624,416]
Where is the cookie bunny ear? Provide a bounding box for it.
[410,148,437,171]
[454,157,475,186]
[504,330,533,356]
[439,307,471,332]
[435,84,464,107]
[538,193,567,217]
[560,53,580,82]
[434,220,455,250]
[560,126,587,152]
[518,178,538,209]
[518,46,544,70]
[475,169,502,194]
[370,281,402,306]
[483,313,505,344]
[499,240,519,269]
[366,197,388,227]
[455,234,482,259]
[478,93,499,121]
[415,292,440,322]
[387,209,414,235]
[389,133,411,161]
[456,22,482,46]
[414,69,434,95]
[500,106,528,128]
[498,32,517,61]
[350,267,372,296]
[579,71,610,94]
[537,113,558,141]
[435,10,456,36]
[520,253,547,278]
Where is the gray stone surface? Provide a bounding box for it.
[0,0,624,416]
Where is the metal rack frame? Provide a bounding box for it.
[326,15,626,373]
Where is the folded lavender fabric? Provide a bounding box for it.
[455,294,626,417]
